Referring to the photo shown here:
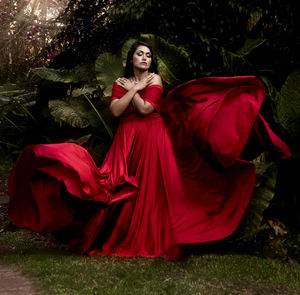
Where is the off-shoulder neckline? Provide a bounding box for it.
[114,82,163,91]
[144,84,163,90]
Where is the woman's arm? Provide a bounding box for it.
[110,85,137,117]
[132,75,163,116]
[110,74,156,117]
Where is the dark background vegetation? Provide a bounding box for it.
[0,0,299,259]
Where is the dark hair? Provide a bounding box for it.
[124,41,158,78]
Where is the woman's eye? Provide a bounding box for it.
[135,52,151,58]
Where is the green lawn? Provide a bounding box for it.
[1,230,300,295]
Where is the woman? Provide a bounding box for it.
[8,42,291,258]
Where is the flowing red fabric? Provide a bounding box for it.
[8,76,291,258]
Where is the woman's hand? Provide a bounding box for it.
[134,73,155,91]
[117,78,135,91]
[117,73,155,92]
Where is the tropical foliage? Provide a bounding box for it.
[29,34,192,150]
[0,83,37,154]
[238,155,279,240]
[0,0,299,245]
[261,71,300,143]
[42,0,298,84]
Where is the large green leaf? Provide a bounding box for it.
[0,83,37,128]
[86,109,102,129]
[222,38,266,74]
[48,97,91,128]
[238,155,278,240]
[259,76,279,102]
[259,76,281,125]
[276,71,300,139]
[95,52,124,97]
[32,64,94,84]
[65,134,92,145]
[140,34,192,86]
[0,83,19,92]
[32,68,71,83]
[221,48,246,75]
[121,38,138,67]
[261,71,300,139]
[82,94,113,139]
[0,83,24,98]
[236,38,266,57]
[95,35,192,92]
[72,87,97,97]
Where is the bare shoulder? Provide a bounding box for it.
[150,74,163,86]
[115,77,124,84]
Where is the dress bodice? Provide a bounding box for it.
[110,82,163,117]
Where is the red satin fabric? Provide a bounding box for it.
[8,76,291,258]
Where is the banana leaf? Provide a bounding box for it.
[0,83,25,98]
[95,52,123,97]
[222,38,266,74]
[32,64,94,84]
[276,71,300,139]
[64,134,92,145]
[48,97,91,128]
[121,38,138,66]
[72,87,98,97]
[95,34,192,93]
[140,34,192,86]
[237,154,278,240]
[261,71,300,139]
[236,38,266,57]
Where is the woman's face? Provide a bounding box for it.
[131,45,152,71]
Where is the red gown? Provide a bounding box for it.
[8,76,291,258]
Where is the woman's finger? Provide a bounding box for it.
[147,74,155,83]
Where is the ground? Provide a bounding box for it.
[0,168,10,231]
[0,168,41,295]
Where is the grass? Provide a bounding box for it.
[1,230,300,295]
[0,157,299,294]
